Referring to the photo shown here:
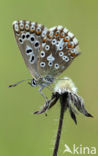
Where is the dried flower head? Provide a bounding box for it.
[34,77,93,123]
[54,77,77,94]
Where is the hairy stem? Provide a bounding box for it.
[53,93,68,156]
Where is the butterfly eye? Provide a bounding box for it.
[34,41,40,48]
[52,39,57,45]
[54,63,59,69]
[45,45,50,51]
[40,51,45,58]
[62,55,69,62]
[59,51,64,57]
[48,61,53,67]
[40,62,46,68]
[32,79,37,86]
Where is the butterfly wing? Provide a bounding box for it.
[13,21,80,81]
[37,25,80,78]
[13,20,48,80]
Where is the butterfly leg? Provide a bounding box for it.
[38,87,48,102]
[38,87,51,115]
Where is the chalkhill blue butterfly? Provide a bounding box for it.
[9,20,80,100]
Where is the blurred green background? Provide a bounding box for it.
[0,0,98,156]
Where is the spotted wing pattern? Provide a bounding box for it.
[13,20,45,79]
[37,26,80,77]
[13,20,80,80]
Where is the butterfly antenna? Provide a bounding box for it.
[8,79,32,88]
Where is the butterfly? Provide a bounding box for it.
[9,20,80,100]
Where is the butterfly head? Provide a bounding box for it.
[28,75,54,89]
